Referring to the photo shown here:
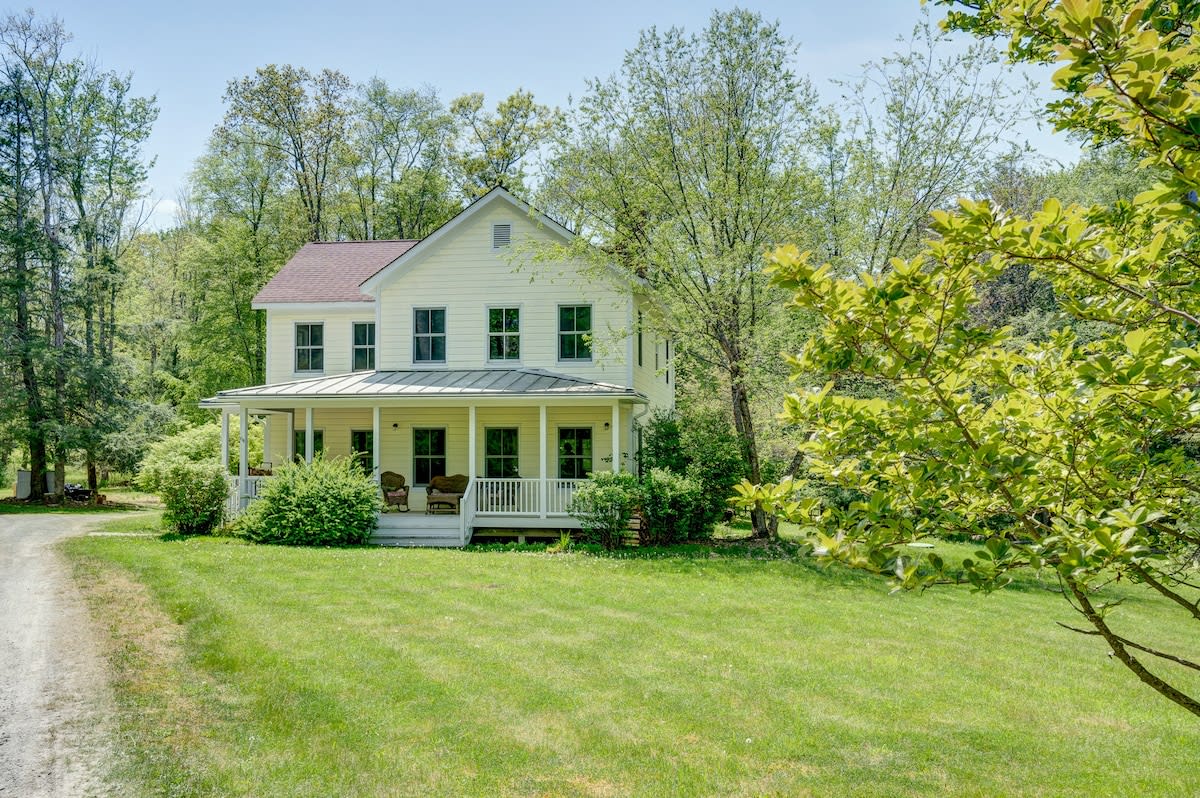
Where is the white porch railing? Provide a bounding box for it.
[226,475,589,522]
[474,478,540,515]
[545,478,585,516]
[225,476,268,519]
[472,477,585,517]
[459,480,477,545]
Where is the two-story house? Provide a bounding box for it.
[202,187,674,545]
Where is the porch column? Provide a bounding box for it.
[239,409,249,500]
[219,409,230,474]
[262,416,272,469]
[468,405,477,481]
[611,402,621,473]
[372,406,381,485]
[304,407,314,464]
[285,411,294,463]
[539,404,548,518]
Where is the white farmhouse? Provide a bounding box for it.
[203,188,673,545]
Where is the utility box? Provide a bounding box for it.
[14,470,57,499]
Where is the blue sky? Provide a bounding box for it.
[37,1,1076,227]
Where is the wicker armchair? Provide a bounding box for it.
[380,471,409,512]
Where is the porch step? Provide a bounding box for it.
[371,511,464,547]
[371,533,464,548]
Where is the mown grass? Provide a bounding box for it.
[66,523,1200,797]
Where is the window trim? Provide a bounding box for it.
[483,426,520,478]
[351,321,376,372]
[294,321,325,374]
[412,307,447,365]
[557,303,593,363]
[485,305,522,363]
[557,426,594,479]
[412,427,447,487]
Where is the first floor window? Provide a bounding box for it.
[293,429,325,462]
[413,428,446,485]
[484,428,519,478]
[488,307,520,360]
[350,430,374,475]
[352,322,375,371]
[558,305,592,361]
[558,427,592,479]
[414,308,446,363]
[295,323,324,372]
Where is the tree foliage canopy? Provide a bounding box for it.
[739,0,1200,716]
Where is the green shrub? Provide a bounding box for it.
[159,461,228,535]
[137,422,262,493]
[568,471,639,550]
[640,408,746,529]
[639,468,709,545]
[239,456,379,546]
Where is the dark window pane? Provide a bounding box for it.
[431,309,445,333]
[310,350,323,371]
[560,306,572,330]
[431,337,445,361]
[296,325,309,346]
[489,308,502,332]
[309,325,323,346]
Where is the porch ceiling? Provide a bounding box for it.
[201,368,644,407]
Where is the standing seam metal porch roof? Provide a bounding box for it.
[202,368,644,404]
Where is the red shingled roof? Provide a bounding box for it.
[252,240,418,305]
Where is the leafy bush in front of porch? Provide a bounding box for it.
[638,468,708,546]
[568,471,639,549]
[159,461,228,535]
[238,456,378,546]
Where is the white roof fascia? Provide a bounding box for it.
[250,300,374,311]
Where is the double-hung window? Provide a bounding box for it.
[295,323,324,372]
[413,428,446,485]
[558,305,592,361]
[488,307,520,361]
[413,308,446,363]
[484,428,519,478]
[352,322,375,371]
[558,428,593,479]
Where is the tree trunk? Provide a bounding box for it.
[727,358,776,539]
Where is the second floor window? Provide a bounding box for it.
[488,307,520,360]
[352,322,375,371]
[558,305,592,361]
[295,323,324,372]
[413,308,446,363]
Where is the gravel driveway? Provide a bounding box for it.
[0,513,119,797]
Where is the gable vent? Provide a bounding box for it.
[492,223,512,249]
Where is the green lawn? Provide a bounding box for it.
[66,526,1200,797]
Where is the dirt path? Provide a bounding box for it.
[0,513,121,797]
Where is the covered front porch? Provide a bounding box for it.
[203,369,647,545]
